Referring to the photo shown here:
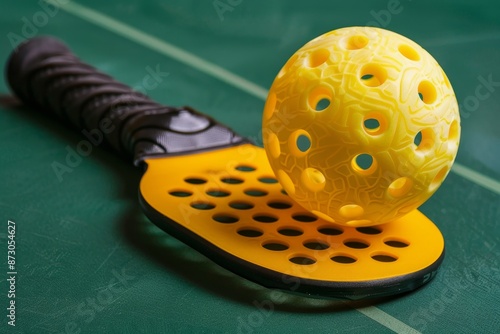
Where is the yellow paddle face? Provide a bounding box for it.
[139,144,444,298]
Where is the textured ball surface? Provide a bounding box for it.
[263,27,460,227]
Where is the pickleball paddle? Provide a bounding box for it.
[5,36,444,299]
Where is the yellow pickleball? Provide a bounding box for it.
[263,27,460,227]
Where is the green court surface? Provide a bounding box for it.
[1,1,499,333]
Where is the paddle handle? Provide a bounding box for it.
[6,36,247,166]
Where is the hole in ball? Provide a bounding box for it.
[339,204,364,219]
[418,80,437,104]
[398,44,420,61]
[301,168,326,192]
[315,98,330,111]
[308,48,330,67]
[388,177,413,197]
[267,132,281,158]
[289,130,311,157]
[356,154,373,169]
[448,120,459,142]
[363,112,387,135]
[297,134,311,152]
[277,170,295,195]
[343,35,369,50]
[429,166,449,191]
[414,129,435,152]
[360,64,387,87]
[351,154,377,175]
[414,131,422,146]
[308,86,333,112]
[364,118,380,130]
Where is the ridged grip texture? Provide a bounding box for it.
[6,36,248,166]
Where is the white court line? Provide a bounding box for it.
[452,163,500,195]
[356,306,422,334]
[43,1,496,333]
[45,0,268,101]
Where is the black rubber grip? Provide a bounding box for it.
[6,36,249,166]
